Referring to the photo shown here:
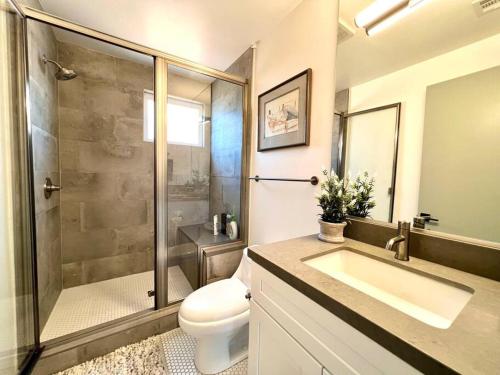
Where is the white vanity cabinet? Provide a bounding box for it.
[248,263,421,375]
[249,301,323,374]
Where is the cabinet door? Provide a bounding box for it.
[249,301,323,375]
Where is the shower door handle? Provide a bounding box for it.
[44,177,62,199]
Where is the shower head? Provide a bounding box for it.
[55,67,78,81]
[42,55,78,81]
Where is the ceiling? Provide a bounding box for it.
[336,0,500,91]
[36,0,303,71]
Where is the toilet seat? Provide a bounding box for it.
[180,278,248,322]
[179,278,249,336]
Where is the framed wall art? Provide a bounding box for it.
[257,68,311,151]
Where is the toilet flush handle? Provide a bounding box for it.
[245,290,251,300]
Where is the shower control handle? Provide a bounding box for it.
[44,177,61,199]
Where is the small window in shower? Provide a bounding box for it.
[168,97,204,147]
[143,90,204,147]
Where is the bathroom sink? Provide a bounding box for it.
[303,248,473,329]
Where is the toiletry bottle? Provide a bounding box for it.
[221,213,227,235]
[213,214,219,236]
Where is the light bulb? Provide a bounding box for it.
[365,0,430,36]
[354,0,409,28]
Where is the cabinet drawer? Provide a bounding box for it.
[251,263,420,375]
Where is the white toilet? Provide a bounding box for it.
[179,248,252,374]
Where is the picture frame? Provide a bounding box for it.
[257,68,311,151]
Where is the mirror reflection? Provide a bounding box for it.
[419,66,500,242]
[339,104,400,222]
[334,0,500,243]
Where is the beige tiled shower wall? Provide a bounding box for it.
[27,19,62,330]
[57,42,155,288]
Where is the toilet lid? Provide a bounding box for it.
[179,278,249,323]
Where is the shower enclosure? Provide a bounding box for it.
[2,2,248,371]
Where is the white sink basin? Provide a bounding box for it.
[303,248,473,329]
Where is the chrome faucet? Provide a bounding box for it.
[385,221,410,261]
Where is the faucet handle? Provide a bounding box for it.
[413,216,426,229]
[419,212,439,223]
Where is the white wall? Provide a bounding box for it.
[249,0,339,245]
[348,34,500,222]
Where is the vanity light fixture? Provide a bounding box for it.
[355,0,430,36]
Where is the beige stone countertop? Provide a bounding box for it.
[248,235,500,375]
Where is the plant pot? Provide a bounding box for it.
[318,219,347,243]
[227,221,238,240]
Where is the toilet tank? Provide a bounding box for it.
[232,247,252,288]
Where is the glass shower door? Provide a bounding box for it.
[165,64,244,303]
[0,1,38,373]
[26,20,156,342]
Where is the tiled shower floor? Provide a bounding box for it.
[41,266,193,341]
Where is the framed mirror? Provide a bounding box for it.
[333,0,500,244]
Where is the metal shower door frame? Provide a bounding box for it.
[3,0,44,373]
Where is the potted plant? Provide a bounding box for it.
[316,168,349,243]
[225,206,239,240]
[346,171,376,218]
